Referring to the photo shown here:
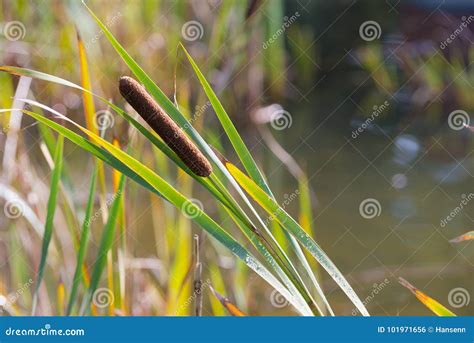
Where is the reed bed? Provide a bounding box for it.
[0,1,470,317]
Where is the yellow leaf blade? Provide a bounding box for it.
[76,30,108,223]
[76,31,97,134]
[398,277,456,316]
[449,231,474,243]
[210,286,246,317]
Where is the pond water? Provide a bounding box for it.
[264,101,473,315]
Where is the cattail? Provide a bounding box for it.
[119,76,212,177]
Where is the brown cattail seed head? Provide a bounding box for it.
[119,76,212,177]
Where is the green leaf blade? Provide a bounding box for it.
[225,161,370,316]
[67,165,98,315]
[31,134,64,315]
[181,44,271,194]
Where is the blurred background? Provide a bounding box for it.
[0,0,472,316]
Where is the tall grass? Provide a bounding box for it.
[0,2,370,316]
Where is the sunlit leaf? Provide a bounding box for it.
[398,277,456,316]
[9,106,305,315]
[0,66,233,219]
[224,160,369,316]
[81,174,125,315]
[31,135,63,315]
[67,165,97,315]
[76,31,98,135]
[180,44,271,194]
[449,231,474,243]
[76,29,108,223]
[210,286,246,316]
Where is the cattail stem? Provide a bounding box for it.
[119,76,212,177]
[193,234,202,316]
